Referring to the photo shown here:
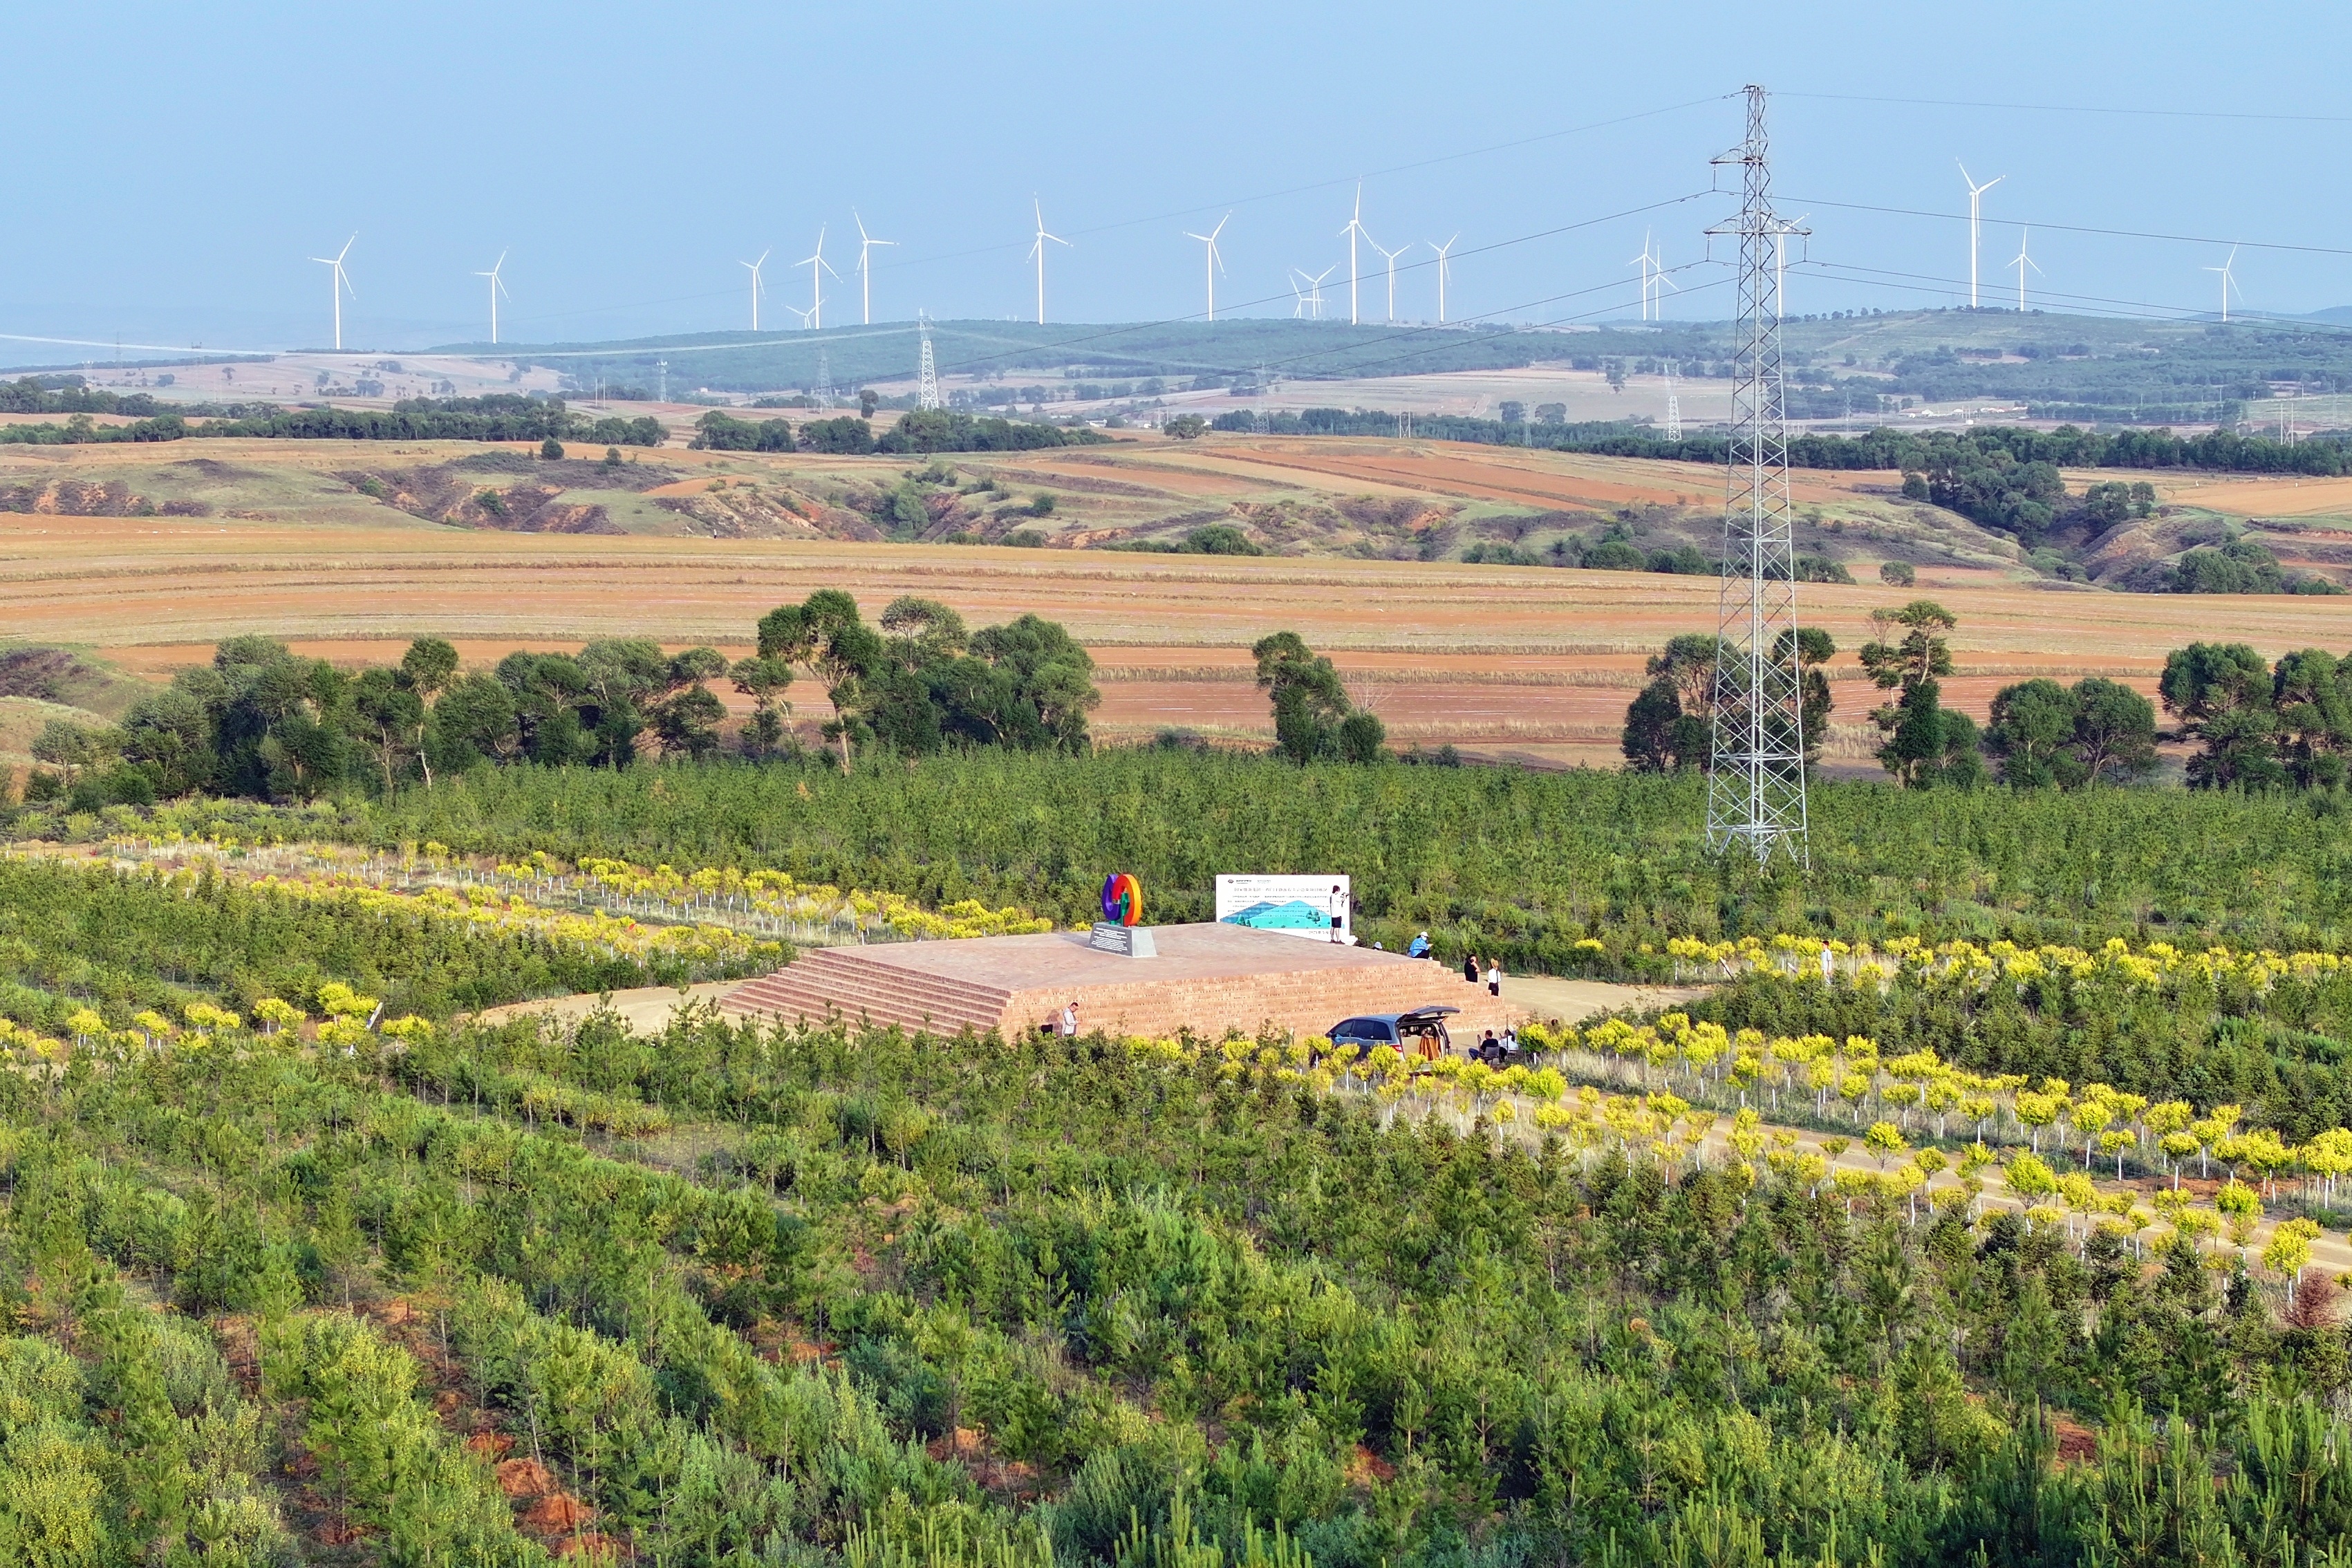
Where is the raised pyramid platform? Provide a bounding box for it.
[722,922,1521,1042]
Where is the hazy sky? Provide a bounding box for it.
[12,1,2352,360]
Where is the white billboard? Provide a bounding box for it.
[1215,874,1352,943]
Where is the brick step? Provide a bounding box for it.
[725,980,1003,1036]
[724,952,1010,1034]
[792,949,1011,1011]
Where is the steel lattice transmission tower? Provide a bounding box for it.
[1705,86,1811,866]
[915,311,942,411]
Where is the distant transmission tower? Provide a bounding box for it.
[1664,360,1683,440]
[916,312,942,411]
[815,349,836,409]
[656,358,668,402]
[1705,85,1811,868]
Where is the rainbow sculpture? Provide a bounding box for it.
[1100,872,1144,927]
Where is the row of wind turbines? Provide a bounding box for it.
[738,213,900,333]
[309,235,519,351]
[1962,160,2240,321]
[1188,187,1460,327]
[301,164,2253,353]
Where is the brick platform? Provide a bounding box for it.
[722,922,1522,1042]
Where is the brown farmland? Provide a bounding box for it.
[3,434,2350,769]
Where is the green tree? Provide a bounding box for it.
[2161,642,2284,790]
[729,657,794,758]
[2070,676,2160,785]
[2271,648,2351,789]
[1621,678,1692,773]
[350,668,425,793]
[539,437,565,460]
[1165,414,1208,440]
[760,591,886,769]
[1880,679,1984,789]
[398,637,460,787]
[1253,632,1352,763]
[1986,679,2085,789]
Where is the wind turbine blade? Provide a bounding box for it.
[337,235,355,263]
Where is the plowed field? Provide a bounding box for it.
[10,500,2352,768]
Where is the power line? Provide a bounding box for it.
[1780,90,2352,127]
[1780,192,2352,261]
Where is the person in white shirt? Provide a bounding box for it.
[1058,1000,1079,1038]
[1485,960,1502,998]
[1328,884,1346,943]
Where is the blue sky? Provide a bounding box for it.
[11,1,2352,359]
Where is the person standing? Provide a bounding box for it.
[1485,959,1502,999]
[1058,1000,1079,1038]
[1820,944,1835,984]
[1464,951,1480,985]
[1328,883,1347,944]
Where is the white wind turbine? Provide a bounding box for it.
[1958,161,2004,309]
[2010,228,2042,312]
[310,235,356,351]
[1302,265,1335,321]
[739,249,770,331]
[1289,270,1308,319]
[1028,198,1070,326]
[1652,245,1679,319]
[1338,183,1370,326]
[1429,234,1457,323]
[853,212,895,326]
[1629,232,1658,320]
[2205,245,2241,323]
[473,250,510,345]
[800,227,837,330]
[1185,214,1230,321]
[1773,214,1807,316]
[1370,237,1412,323]
[785,304,816,329]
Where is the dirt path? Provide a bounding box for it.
[469,982,738,1034]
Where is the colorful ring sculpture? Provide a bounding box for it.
[1100,872,1144,927]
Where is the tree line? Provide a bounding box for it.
[691,407,1110,456]
[1206,407,2352,476]
[19,594,1101,808]
[0,392,664,447]
[1625,601,2352,793]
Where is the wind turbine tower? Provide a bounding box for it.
[2010,228,2042,312]
[1028,198,1070,326]
[1370,238,1412,322]
[310,235,356,351]
[474,250,510,345]
[1184,214,1230,320]
[1773,214,1807,317]
[801,227,838,330]
[739,249,770,331]
[2205,245,2240,323]
[1957,162,2004,309]
[853,213,895,326]
[1704,84,1811,868]
[1430,234,1457,323]
[1630,233,1659,320]
[1339,183,1370,326]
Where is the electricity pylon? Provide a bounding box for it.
[1705,84,1811,868]
[916,311,942,411]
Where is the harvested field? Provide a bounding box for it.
[6,434,2346,767]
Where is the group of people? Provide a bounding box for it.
[1462,949,1503,998]
[1469,1027,1524,1065]
[1402,933,1506,999]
